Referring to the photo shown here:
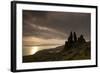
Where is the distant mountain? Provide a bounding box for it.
[23,42,91,63]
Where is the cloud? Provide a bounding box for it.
[23,20,67,40]
[23,36,65,46]
[23,10,91,41]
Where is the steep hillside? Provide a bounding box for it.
[23,42,90,63]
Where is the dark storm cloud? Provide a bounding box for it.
[23,10,91,41]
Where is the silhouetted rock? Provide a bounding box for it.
[73,32,77,43]
[78,35,86,44]
[67,32,74,48]
[63,32,86,51]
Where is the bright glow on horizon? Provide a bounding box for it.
[31,46,38,55]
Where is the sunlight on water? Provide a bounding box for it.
[23,45,62,56]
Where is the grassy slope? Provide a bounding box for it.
[23,42,91,63]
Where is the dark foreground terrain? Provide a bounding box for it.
[23,42,91,63]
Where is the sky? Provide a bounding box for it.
[23,10,91,46]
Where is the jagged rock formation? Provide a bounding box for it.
[63,32,86,51]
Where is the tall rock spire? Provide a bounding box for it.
[73,32,77,43]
